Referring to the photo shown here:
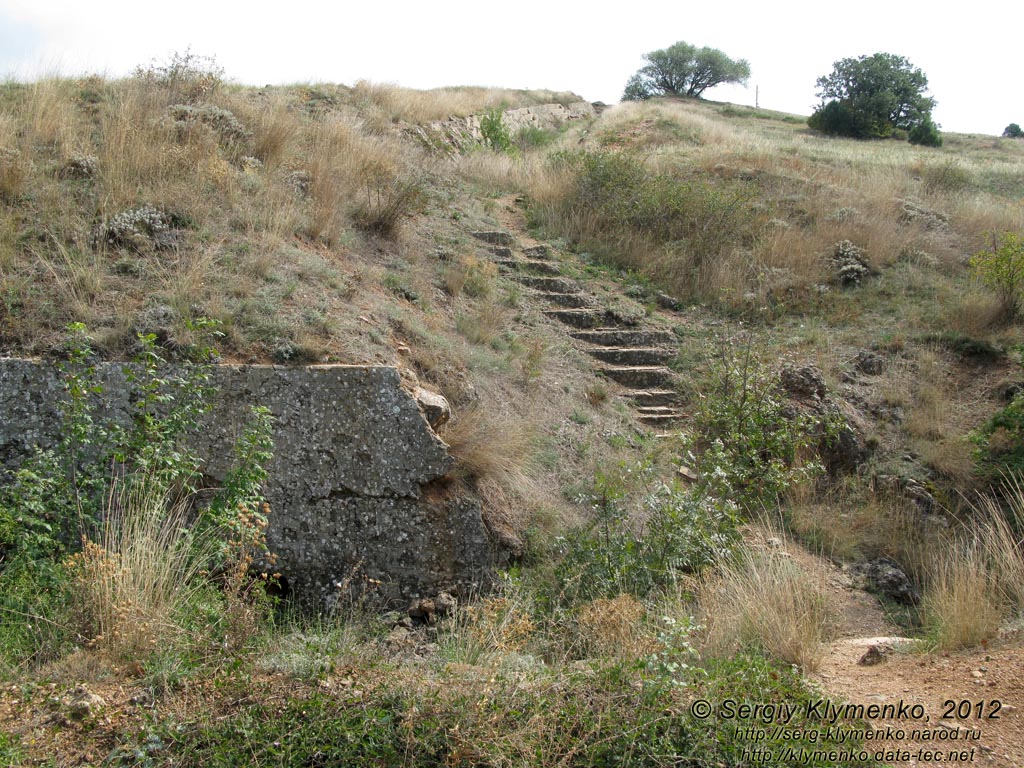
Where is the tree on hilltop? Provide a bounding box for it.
[622,41,750,101]
[808,52,937,141]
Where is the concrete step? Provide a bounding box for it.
[586,346,675,366]
[635,405,684,418]
[515,276,581,293]
[628,389,680,407]
[489,246,513,259]
[512,259,561,276]
[535,292,594,309]
[472,231,514,246]
[522,244,552,260]
[637,409,685,426]
[570,328,677,347]
[599,365,675,388]
[544,309,609,329]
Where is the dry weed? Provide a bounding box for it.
[440,404,536,493]
[64,484,212,661]
[922,476,1024,649]
[576,594,654,660]
[700,526,835,670]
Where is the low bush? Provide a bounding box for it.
[0,322,275,670]
[480,108,513,153]
[552,461,740,604]
[970,231,1024,322]
[687,337,828,511]
[908,117,942,147]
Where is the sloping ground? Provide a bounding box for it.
[777,542,1024,767]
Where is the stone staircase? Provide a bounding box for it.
[472,231,685,427]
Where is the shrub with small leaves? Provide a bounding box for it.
[133,49,224,103]
[971,231,1024,322]
[908,117,942,147]
[168,104,250,145]
[688,337,827,510]
[59,153,98,180]
[830,239,870,286]
[1003,123,1023,139]
[95,205,178,252]
[480,108,513,153]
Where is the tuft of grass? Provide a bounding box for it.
[922,476,1024,649]
[699,526,835,671]
[64,482,216,662]
[440,405,536,492]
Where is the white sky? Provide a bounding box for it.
[0,0,1019,135]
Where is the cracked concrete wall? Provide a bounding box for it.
[0,359,503,609]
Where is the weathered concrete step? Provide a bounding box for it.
[515,276,581,293]
[628,389,680,407]
[514,259,562,276]
[599,365,674,388]
[637,409,684,426]
[635,405,684,418]
[489,246,513,259]
[522,244,552,260]
[534,291,594,309]
[569,328,677,347]
[472,231,514,246]
[586,346,675,366]
[544,309,611,329]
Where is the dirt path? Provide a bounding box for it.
[785,542,1024,767]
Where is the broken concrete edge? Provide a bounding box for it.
[404,101,596,155]
[0,358,509,611]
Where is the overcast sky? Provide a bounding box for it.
[0,0,1018,135]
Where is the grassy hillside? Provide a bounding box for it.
[2,57,1024,765]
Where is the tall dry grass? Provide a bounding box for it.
[699,524,836,670]
[65,483,214,661]
[352,80,580,125]
[922,477,1024,649]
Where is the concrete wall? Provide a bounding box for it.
[0,359,505,610]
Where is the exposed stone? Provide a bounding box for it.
[655,292,683,311]
[66,687,105,720]
[899,199,950,231]
[820,400,870,474]
[780,364,827,401]
[471,231,514,246]
[858,644,893,666]
[854,350,885,375]
[408,102,596,156]
[848,558,920,606]
[413,386,451,429]
[0,360,511,610]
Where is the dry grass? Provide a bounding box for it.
[699,525,835,670]
[64,484,212,661]
[351,81,580,125]
[440,404,536,492]
[575,594,654,659]
[922,476,1024,649]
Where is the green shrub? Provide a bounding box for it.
[480,108,513,153]
[688,338,828,510]
[807,100,866,137]
[908,117,943,147]
[552,461,739,604]
[1003,123,1023,139]
[970,231,1024,321]
[0,322,275,669]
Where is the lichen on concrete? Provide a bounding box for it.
[0,359,505,609]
